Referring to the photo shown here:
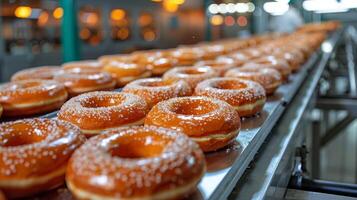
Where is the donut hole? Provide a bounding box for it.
[81,96,123,108]
[1,124,46,147]
[107,133,169,158]
[172,99,218,115]
[213,80,247,90]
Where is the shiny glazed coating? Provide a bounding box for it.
[194,77,266,117]
[225,67,282,95]
[58,91,149,135]
[194,57,237,76]
[163,66,218,90]
[0,80,68,117]
[244,56,292,81]
[0,105,2,119]
[11,66,63,81]
[62,60,103,71]
[103,61,151,87]
[54,68,116,97]
[0,118,86,199]
[145,96,241,152]
[66,125,205,200]
[122,78,191,108]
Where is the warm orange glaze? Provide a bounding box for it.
[193,45,225,60]
[243,56,292,81]
[58,91,149,136]
[0,118,86,199]
[66,125,205,200]
[272,49,305,72]
[54,68,116,97]
[103,61,151,87]
[145,96,241,152]
[163,66,218,90]
[195,57,237,76]
[0,80,68,117]
[169,48,203,66]
[123,78,191,109]
[0,105,2,119]
[134,52,175,76]
[194,77,266,117]
[98,54,136,65]
[11,66,63,81]
[225,67,282,95]
[62,60,103,72]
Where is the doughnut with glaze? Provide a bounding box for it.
[122,78,191,108]
[145,96,241,152]
[0,118,86,199]
[195,57,237,76]
[163,66,218,90]
[0,80,68,117]
[103,61,151,87]
[54,68,116,97]
[11,66,63,81]
[225,67,282,95]
[194,77,266,117]
[169,48,202,66]
[58,91,149,136]
[243,56,292,81]
[66,125,205,200]
[62,60,103,72]
[0,105,2,119]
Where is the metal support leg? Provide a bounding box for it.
[311,120,321,179]
[345,33,357,96]
[60,0,80,62]
[320,115,355,147]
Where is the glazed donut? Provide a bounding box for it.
[148,57,174,76]
[11,66,63,81]
[145,96,241,152]
[135,53,174,76]
[58,91,149,136]
[98,54,135,65]
[54,68,116,97]
[194,45,225,60]
[123,78,191,108]
[0,80,68,117]
[66,125,205,200]
[103,61,151,87]
[62,60,103,72]
[225,67,282,95]
[0,118,86,199]
[194,77,266,117]
[163,66,218,90]
[169,48,202,66]
[243,56,292,81]
[195,57,237,76]
[0,105,2,119]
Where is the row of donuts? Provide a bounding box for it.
[0,34,274,119]
[0,23,338,199]
[0,31,325,119]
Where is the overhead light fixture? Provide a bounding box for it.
[15,6,32,18]
[208,4,219,14]
[303,0,357,12]
[235,3,249,13]
[263,1,289,15]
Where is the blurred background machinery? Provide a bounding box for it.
[1,0,357,82]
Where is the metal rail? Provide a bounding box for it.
[228,30,342,200]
